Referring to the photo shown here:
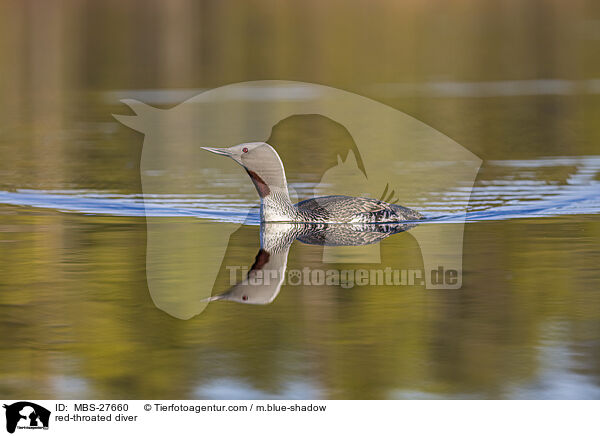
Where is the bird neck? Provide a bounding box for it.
[260,188,297,222]
[244,153,297,222]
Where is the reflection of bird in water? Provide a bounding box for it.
[201,142,424,223]
[205,221,416,305]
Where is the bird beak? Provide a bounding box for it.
[201,294,227,303]
[201,146,233,157]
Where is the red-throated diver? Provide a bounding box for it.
[201,142,424,223]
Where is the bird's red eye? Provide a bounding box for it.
[242,295,248,301]
[242,147,248,153]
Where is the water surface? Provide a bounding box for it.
[1,0,600,400]
[1,151,599,399]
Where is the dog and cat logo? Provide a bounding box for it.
[2,402,50,433]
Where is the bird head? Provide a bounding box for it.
[201,142,288,197]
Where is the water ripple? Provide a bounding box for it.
[1,156,598,224]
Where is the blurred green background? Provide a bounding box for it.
[1,0,599,399]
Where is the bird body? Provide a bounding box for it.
[201,142,424,223]
[294,195,422,223]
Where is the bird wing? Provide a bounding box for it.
[296,195,423,223]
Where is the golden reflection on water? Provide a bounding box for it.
[1,206,599,399]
